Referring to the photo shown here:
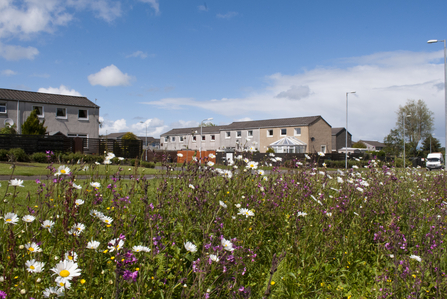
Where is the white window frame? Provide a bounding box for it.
[225,131,231,139]
[179,136,184,142]
[192,136,197,142]
[33,106,44,118]
[267,129,274,137]
[202,135,206,141]
[247,130,253,138]
[0,104,6,114]
[321,145,327,153]
[236,131,242,138]
[294,128,301,136]
[171,136,175,142]
[280,128,287,136]
[164,137,169,142]
[211,135,215,141]
[78,109,88,120]
[56,107,67,119]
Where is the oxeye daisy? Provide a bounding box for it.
[108,238,124,252]
[75,199,84,206]
[22,215,35,223]
[86,240,100,250]
[246,161,258,169]
[25,259,45,273]
[71,223,85,233]
[132,245,151,253]
[9,178,24,187]
[221,237,234,252]
[43,286,64,297]
[4,212,19,224]
[50,259,81,285]
[100,216,113,225]
[210,254,219,262]
[55,165,71,176]
[64,251,78,262]
[219,201,227,208]
[72,183,82,190]
[25,242,42,253]
[90,209,104,218]
[184,241,197,253]
[238,208,255,218]
[90,182,100,189]
[42,220,55,231]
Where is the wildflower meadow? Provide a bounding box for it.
[0,152,446,298]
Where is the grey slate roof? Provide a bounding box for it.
[223,115,326,130]
[161,125,228,136]
[359,140,385,147]
[0,88,99,108]
[137,136,160,143]
[332,127,351,136]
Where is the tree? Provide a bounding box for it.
[121,132,138,140]
[0,124,17,134]
[383,128,403,156]
[21,109,47,135]
[352,141,367,148]
[421,134,441,153]
[201,123,216,127]
[395,99,434,155]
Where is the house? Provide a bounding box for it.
[137,136,160,150]
[332,127,352,152]
[160,126,226,151]
[0,88,100,141]
[358,140,385,151]
[160,115,332,154]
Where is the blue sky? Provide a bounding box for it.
[1,0,447,146]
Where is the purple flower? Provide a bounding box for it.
[0,290,6,299]
[123,270,138,282]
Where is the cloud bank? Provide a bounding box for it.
[38,85,82,96]
[88,64,134,87]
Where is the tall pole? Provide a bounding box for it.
[199,117,213,163]
[345,91,356,169]
[145,124,148,161]
[427,39,447,170]
[403,114,411,169]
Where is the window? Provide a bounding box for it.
[33,106,43,117]
[78,109,88,120]
[56,108,67,118]
[247,130,253,137]
[226,132,231,138]
[68,134,88,148]
[321,145,327,153]
[164,137,169,142]
[236,131,242,138]
[202,135,206,141]
[192,136,197,141]
[171,136,175,142]
[0,104,5,113]
[180,136,184,142]
[294,128,301,136]
[267,129,273,137]
[211,135,215,141]
[281,128,287,136]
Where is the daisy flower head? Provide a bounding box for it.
[189,184,195,190]
[42,220,55,231]
[246,161,258,169]
[177,153,183,157]
[108,238,124,252]
[50,259,81,285]
[208,153,216,159]
[235,203,241,208]
[243,158,249,163]
[86,240,100,250]
[257,169,265,176]
[238,208,255,218]
[132,245,151,253]
[4,212,19,224]
[71,223,85,234]
[25,242,42,253]
[207,161,215,167]
[100,216,113,225]
[64,251,78,262]
[75,199,84,206]
[55,165,71,176]
[318,152,325,157]
[72,183,82,190]
[22,215,36,223]
[90,209,104,218]
[106,152,115,160]
[118,157,124,161]
[184,241,197,253]
[103,159,112,165]
[210,254,219,262]
[305,154,311,160]
[95,162,100,165]
[43,286,64,298]
[297,211,307,217]
[410,254,422,262]
[90,182,101,189]
[9,178,24,187]
[221,237,234,252]
[25,259,45,273]
[219,201,227,208]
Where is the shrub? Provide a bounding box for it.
[31,152,48,163]
[8,148,29,162]
[0,149,9,161]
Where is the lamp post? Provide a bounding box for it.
[403,114,411,169]
[428,39,447,170]
[199,117,213,162]
[139,121,148,161]
[345,91,356,169]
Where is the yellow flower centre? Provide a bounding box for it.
[61,169,66,174]
[59,270,70,277]
[80,279,86,284]
[105,220,109,223]
[77,227,81,231]
[68,256,73,260]
[6,219,11,222]
[59,282,64,287]
[28,247,34,252]
[30,265,35,270]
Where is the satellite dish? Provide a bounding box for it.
[4,118,14,126]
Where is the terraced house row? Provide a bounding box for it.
[160,115,336,154]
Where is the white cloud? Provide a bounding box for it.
[198,4,208,11]
[142,50,447,145]
[88,64,134,87]
[216,11,238,19]
[99,117,168,137]
[1,69,17,76]
[38,85,82,96]
[138,0,160,15]
[0,43,39,60]
[126,50,147,59]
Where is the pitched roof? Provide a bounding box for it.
[358,140,385,147]
[136,136,160,143]
[332,127,351,136]
[161,125,227,136]
[104,132,127,139]
[223,115,327,130]
[269,136,307,146]
[0,88,99,108]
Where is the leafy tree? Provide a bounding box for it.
[352,141,366,148]
[0,124,17,134]
[121,132,138,140]
[383,128,403,156]
[421,134,441,153]
[21,109,47,135]
[201,122,216,127]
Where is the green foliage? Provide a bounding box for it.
[0,124,17,134]
[421,134,441,154]
[31,152,48,163]
[8,147,29,162]
[383,128,403,156]
[21,109,47,135]
[266,147,275,154]
[121,132,138,140]
[0,149,9,161]
[352,141,367,148]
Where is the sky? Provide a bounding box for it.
[1,0,447,146]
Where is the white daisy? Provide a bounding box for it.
[42,220,55,231]
[221,238,234,252]
[90,209,104,218]
[207,161,215,167]
[305,154,311,159]
[9,178,24,187]
[75,199,84,206]
[106,152,115,159]
[189,184,195,189]
[258,169,265,175]
[25,259,45,273]
[208,153,216,158]
[25,242,42,253]
[246,161,258,169]
[4,212,19,224]
[86,240,100,250]
[184,241,197,253]
[235,204,241,208]
[72,183,82,190]
[210,254,219,262]
[238,208,255,218]
[100,216,113,225]
[55,165,71,176]
[118,157,124,161]
[103,159,112,165]
[64,251,78,262]
[50,259,81,285]
[22,215,35,223]
[297,212,307,217]
[219,201,227,208]
[410,254,422,262]
[132,245,151,253]
[108,238,124,252]
[177,153,183,157]
[43,286,64,297]
[90,182,100,188]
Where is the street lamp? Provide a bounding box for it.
[403,114,411,169]
[139,121,148,161]
[428,39,447,170]
[199,117,213,162]
[345,91,356,169]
